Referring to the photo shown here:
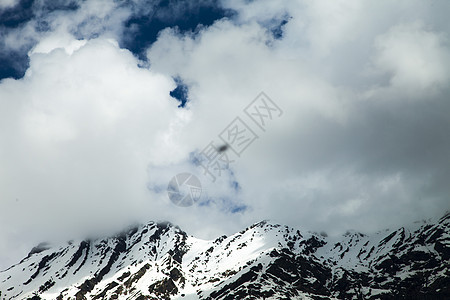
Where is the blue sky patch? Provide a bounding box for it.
[121,0,235,61]
[170,77,189,108]
[0,0,34,29]
[270,17,290,40]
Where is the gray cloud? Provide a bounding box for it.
[1,0,450,270]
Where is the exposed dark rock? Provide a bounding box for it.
[148,278,178,300]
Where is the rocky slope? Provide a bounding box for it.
[0,213,449,299]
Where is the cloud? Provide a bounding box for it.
[0,0,232,79]
[0,0,19,9]
[146,0,450,234]
[372,22,450,94]
[1,0,450,269]
[0,33,184,268]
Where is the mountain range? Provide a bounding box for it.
[1,212,449,299]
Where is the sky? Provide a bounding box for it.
[1,0,450,270]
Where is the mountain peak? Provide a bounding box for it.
[1,215,449,299]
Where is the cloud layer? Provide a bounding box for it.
[1,0,450,269]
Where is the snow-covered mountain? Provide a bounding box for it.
[1,213,449,299]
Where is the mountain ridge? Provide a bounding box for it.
[0,212,449,299]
